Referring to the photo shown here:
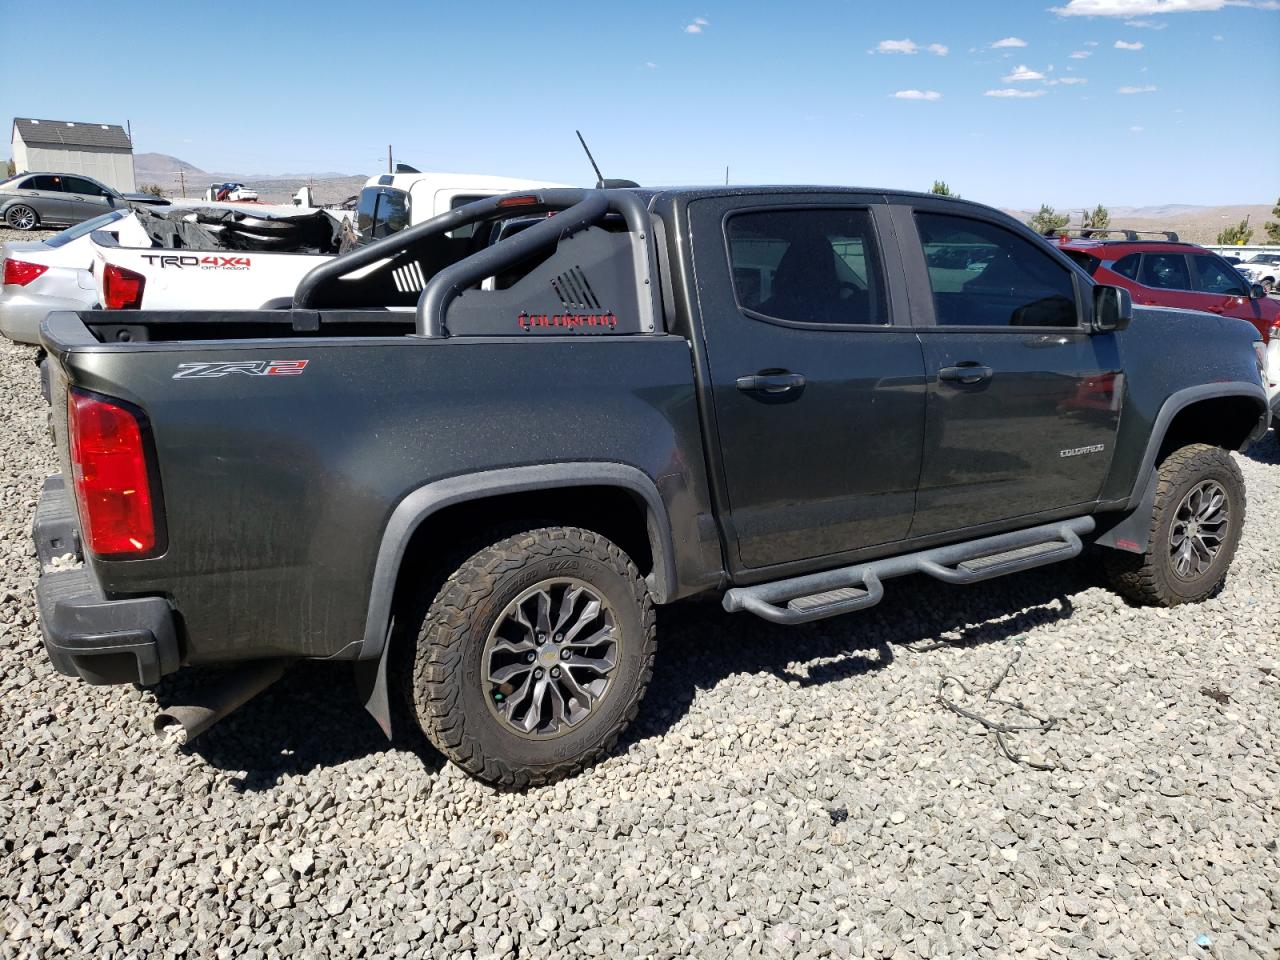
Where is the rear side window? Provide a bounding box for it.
[447,193,489,239]
[1192,255,1248,295]
[1139,253,1190,290]
[1063,251,1101,275]
[1111,253,1141,279]
[725,208,887,326]
[915,213,1077,328]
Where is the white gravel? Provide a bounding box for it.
[1,340,1277,959]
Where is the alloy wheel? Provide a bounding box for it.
[6,206,36,230]
[1169,479,1230,580]
[482,578,621,740]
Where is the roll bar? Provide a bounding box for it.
[293,188,661,338]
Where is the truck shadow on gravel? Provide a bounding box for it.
[149,557,1092,791]
[1243,430,1278,465]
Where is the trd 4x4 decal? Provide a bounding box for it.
[140,255,252,270]
[173,360,309,380]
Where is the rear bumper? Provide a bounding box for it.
[33,475,180,686]
[0,290,94,345]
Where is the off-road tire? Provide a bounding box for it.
[405,526,655,788]
[1104,443,1245,607]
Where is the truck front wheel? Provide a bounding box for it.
[405,526,656,788]
[1104,443,1246,606]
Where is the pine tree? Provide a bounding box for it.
[930,180,959,198]
[1216,218,1254,246]
[1264,197,1280,245]
[1029,204,1070,236]
[1082,204,1110,235]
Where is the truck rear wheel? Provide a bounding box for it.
[405,526,656,788]
[1104,443,1245,606]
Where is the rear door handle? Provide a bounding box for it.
[736,371,806,395]
[937,364,993,385]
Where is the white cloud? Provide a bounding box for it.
[1118,83,1158,92]
[876,38,918,53]
[683,17,708,34]
[892,89,942,100]
[991,36,1028,48]
[985,88,1047,97]
[1053,0,1278,14]
[1124,17,1169,26]
[1130,125,1144,132]
[645,61,657,68]
[1213,32,1225,38]
[927,43,949,55]
[1057,76,1089,84]
[1085,40,1100,45]
[1115,39,1145,48]
[1003,64,1047,81]
[1070,50,1092,57]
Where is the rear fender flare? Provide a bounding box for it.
[355,462,677,737]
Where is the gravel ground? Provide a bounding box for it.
[1,340,1278,960]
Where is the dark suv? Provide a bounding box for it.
[1057,234,1277,342]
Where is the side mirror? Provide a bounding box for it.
[1092,284,1132,333]
[1249,283,1267,300]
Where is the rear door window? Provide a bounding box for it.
[1139,253,1191,290]
[725,208,888,326]
[1191,255,1248,295]
[915,213,1077,328]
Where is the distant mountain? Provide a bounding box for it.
[129,153,366,205]
[133,152,205,178]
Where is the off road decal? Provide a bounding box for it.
[172,360,308,380]
[140,255,252,270]
[518,311,617,332]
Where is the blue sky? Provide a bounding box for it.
[2,0,1277,208]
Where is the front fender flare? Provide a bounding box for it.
[1095,381,1265,554]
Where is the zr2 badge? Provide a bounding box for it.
[173,360,309,380]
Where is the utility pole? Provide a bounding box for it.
[725,165,729,186]
[179,166,186,198]
[388,144,393,174]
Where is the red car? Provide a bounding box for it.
[1056,235,1278,342]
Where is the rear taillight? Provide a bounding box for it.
[102,263,145,309]
[68,390,160,557]
[3,258,48,286]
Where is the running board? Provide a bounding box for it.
[723,517,1095,625]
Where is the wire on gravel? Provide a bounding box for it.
[937,638,1060,771]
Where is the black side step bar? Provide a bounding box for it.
[723,517,1095,625]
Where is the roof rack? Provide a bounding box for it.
[1046,227,1181,242]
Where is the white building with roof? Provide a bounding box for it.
[10,117,136,193]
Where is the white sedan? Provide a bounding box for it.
[0,210,150,344]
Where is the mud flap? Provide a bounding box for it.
[1093,468,1159,554]
[354,621,394,739]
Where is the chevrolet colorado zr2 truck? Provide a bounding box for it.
[32,186,1271,787]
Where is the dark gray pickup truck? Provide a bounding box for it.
[33,186,1270,786]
